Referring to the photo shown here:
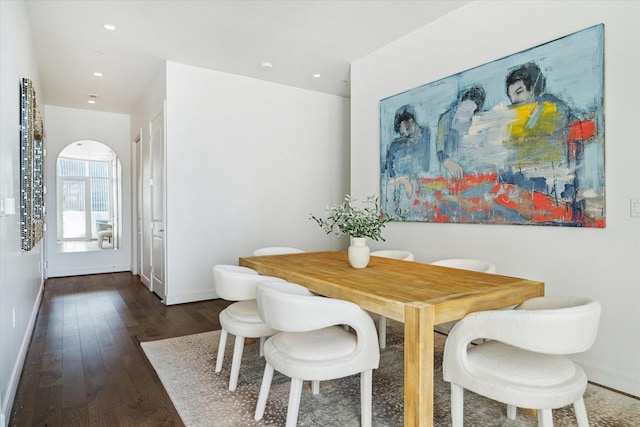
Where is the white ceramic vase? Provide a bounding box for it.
[348,237,370,268]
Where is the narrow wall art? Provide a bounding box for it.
[20,77,45,251]
[380,24,605,227]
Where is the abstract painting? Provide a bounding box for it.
[380,24,605,227]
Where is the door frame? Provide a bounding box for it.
[132,132,141,276]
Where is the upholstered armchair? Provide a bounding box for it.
[443,296,601,427]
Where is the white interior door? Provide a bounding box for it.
[150,110,165,299]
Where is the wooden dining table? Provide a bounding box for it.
[239,251,544,427]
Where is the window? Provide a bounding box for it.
[58,157,111,240]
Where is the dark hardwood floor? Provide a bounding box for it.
[9,272,231,426]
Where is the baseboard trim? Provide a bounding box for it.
[1,280,44,427]
[46,263,130,278]
[164,289,219,305]
[582,362,640,398]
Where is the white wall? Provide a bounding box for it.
[163,62,350,304]
[0,2,44,425]
[351,0,640,396]
[44,106,132,277]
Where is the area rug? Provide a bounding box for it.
[141,321,640,426]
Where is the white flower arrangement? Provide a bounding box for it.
[310,194,391,242]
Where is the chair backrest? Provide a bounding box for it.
[513,296,602,353]
[256,281,378,346]
[212,264,283,301]
[252,247,305,256]
[447,296,601,355]
[370,250,414,261]
[430,258,496,273]
[96,220,113,232]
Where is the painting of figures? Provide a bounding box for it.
[380,24,605,227]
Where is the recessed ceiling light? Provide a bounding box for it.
[260,61,273,70]
[103,24,116,31]
[93,72,103,77]
[313,74,321,78]
[88,100,96,104]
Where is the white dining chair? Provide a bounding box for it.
[254,280,380,427]
[252,247,305,256]
[430,258,496,337]
[96,221,113,249]
[212,264,285,391]
[370,249,415,348]
[443,296,601,427]
[370,249,414,261]
[430,258,496,273]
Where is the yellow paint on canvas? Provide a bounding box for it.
[505,101,564,165]
[510,101,560,138]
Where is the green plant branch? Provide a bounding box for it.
[310,195,392,241]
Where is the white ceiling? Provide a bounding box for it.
[24,0,470,115]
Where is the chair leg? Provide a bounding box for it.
[286,378,304,427]
[312,380,320,395]
[259,336,266,357]
[215,328,228,372]
[450,383,464,427]
[573,397,589,427]
[378,315,387,349]
[538,408,553,427]
[360,370,373,427]
[507,404,517,420]
[254,363,274,420]
[228,334,245,391]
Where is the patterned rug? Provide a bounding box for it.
[141,320,640,426]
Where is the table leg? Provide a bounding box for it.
[404,302,434,427]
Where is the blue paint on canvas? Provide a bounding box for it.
[380,24,605,227]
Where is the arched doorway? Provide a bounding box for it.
[56,140,122,252]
